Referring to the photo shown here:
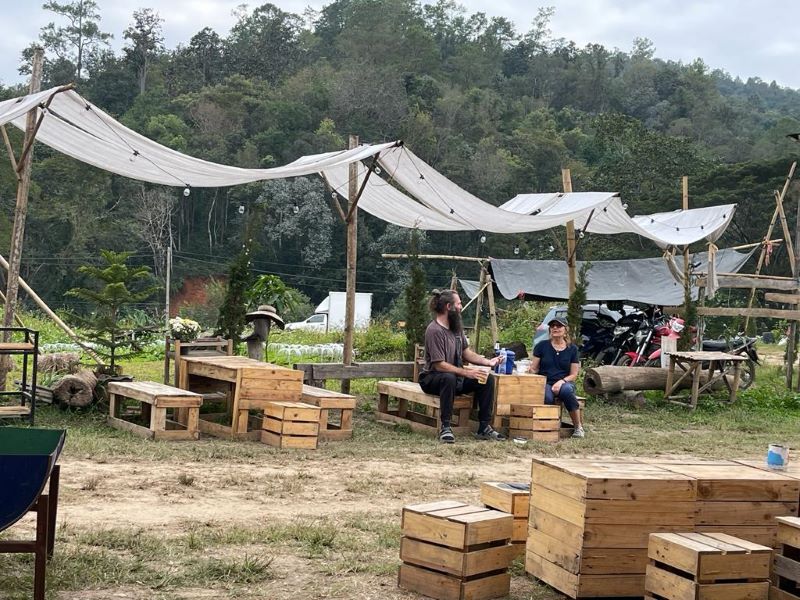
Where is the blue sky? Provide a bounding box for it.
[2,0,798,90]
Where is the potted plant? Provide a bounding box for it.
[169,317,201,343]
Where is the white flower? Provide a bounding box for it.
[169,317,201,340]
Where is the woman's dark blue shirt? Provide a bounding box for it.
[533,340,579,385]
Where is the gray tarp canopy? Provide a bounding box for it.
[458,248,753,306]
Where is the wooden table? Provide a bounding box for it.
[664,350,749,409]
[178,356,303,440]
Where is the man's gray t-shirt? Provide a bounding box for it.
[422,321,468,373]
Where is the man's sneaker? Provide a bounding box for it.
[572,426,585,438]
[439,426,455,444]
[474,425,507,441]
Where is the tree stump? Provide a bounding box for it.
[52,369,98,408]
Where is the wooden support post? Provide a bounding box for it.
[3,49,42,333]
[744,161,796,331]
[473,266,486,350]
[682,176,690,279]
[342,134,359,394]
[449,272,458,291]
[562,169,576,295]
[486,272,499,346]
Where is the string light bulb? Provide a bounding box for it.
[374,166,382,175]
[292,203,300,214]
[622,203,628,210]
[513,244,520,255]
[183,186,191,197]
[238,205,245,214]
[479,234,486,244]
[579,230,585,239]
[548,245,555,253]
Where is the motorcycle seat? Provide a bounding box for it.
[702,339,729,350]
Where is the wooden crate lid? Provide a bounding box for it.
[480,482,530,517]
[402,500,513,548]
[653,462,800,501]
[648,532,771,581]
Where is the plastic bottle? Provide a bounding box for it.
[496,348,507,374]
[505,350,516,374]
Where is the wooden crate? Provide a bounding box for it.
[481,481,530,554]
[300,384,356,441]
[493,373,546,416]
[526,458,698,598]
[399,500,513,600]
[772,517,800,600]
[655,462,800,548]
[646,532,770,600]
[260,401,320,449]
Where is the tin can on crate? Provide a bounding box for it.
[767,444,789,470]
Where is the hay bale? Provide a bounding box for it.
[38,352,80,374]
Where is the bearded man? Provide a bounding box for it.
[418,289,505,443]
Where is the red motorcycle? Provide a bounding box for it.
[616,314,684,367]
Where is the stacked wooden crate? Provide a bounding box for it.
[480,482,530,556]
[260,401,321,449]
[508,404,561,442]
[646,532,771,600]
[526,457,698,598]
[651,461,800,549]
[773,517,800,600]
[491,373,545,432]
[398,500,514,600]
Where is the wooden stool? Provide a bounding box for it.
[107,381,203,440]
[774,517,800,599]
[481,482,530,557]
[300,384,356,441]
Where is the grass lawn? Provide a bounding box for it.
[1,357,799,599]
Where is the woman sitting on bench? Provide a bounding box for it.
[530,316,585,438]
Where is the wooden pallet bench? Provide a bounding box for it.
[300,384,356,441]
[376,381,473,436]
[107,381,203,441]
[398,500,514,600]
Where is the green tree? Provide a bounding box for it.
[216,239,256,342]
[33,0,112,81]
[247,274,311,323]
[123,8,165,95]
[404,229,428,360]
[567,263,590,348]
[66,250,159,371]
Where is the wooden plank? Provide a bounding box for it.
[695,526,777,549]
[296,361,415,381]
[512,517,526,542]
[769,586,800,600]
[451,510,513,546]
[106,415,154,439]
[400,537,513,577]
[530,484,586,527]
[585,501,695,526]
[509,404,560,418]
[697,501,798,525]
[644,564,695,600]
[696,274,799,291]
[529,508,585,550]
[697,306,800,319]
[263,402,320,422]
[526,550,644,598]
[657,463,800,501]
[402,510,468,549]
[398,563,462,600]
[766,293,800,304]
[774,555,800,584]
[526,528,582,574]
[461,571,511,600]
[777,517,800,548]
[260,430,317,449]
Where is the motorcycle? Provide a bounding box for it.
[700,335,759,390]
[595,310,646,366]
[615,313,684,367]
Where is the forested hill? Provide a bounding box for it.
[1,0,799,313]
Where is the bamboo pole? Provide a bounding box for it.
[0,253,104,364]
[562,169,576,295]
[342,134,358,394]
[381,253,484,262]
[486,273,499,345]
[682,176,690,280]
[472,266,486,350]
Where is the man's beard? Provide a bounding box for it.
[447,307,463,334]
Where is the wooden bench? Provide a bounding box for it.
[107,381,203,441]
[376,381,473,436]
[300,384,356,441]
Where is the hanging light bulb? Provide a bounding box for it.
[374,166,382,175]
[292,203,300,214]
[183,186,191,197]
[513,244,520,255]
[579,230,585,239]
[331,191,338,200]
[238,204,245,214]
[548,245,555,253]
[479,234,486,244]
[622,203,628,210]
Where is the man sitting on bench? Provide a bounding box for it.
[418,289,505,444]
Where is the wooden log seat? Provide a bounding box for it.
[376,381,473,436]
[107,381,203,441]
[300,384,356,441]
